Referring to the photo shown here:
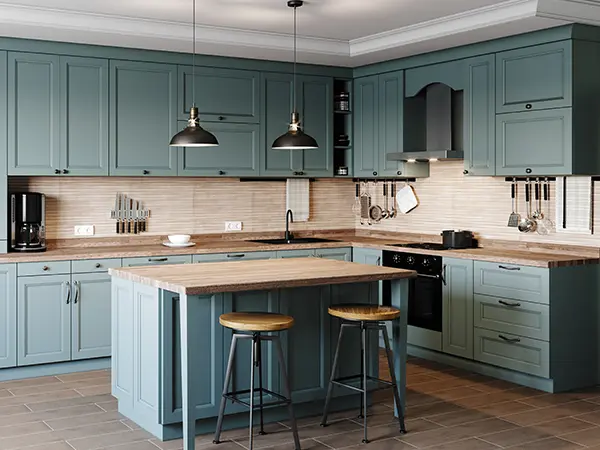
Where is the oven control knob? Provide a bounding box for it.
[422,257,431,267]
[406,255,416,266]
[392,254,402,264]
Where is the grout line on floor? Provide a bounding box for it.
[473,436,503,448]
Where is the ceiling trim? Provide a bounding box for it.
[537,0,600,26]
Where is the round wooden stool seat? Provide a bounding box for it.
[219,312,294,332]
[328,304,400,322]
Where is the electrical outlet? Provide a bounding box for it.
[74,225,95,236]
[225,221,243,232]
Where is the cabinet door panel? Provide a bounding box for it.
[379,71,403,176]
[496,41,572,113]
[260,73,294,176]
[17,275,71,366]
[61,57,109,175]
[110,61,178,176]
[442,258,474,359]
[353,76,379,177]
[496,108,571,176]
[299,76,333,176]
[0,264,16,369]
[0,52,6,244]
[315,248,351,261]
[464,55,495,176]
[178,122,259,177]
[72,273,111,360]
[8,52,60,175]
[179,66,259,123]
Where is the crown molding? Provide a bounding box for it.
[537,0,600,26]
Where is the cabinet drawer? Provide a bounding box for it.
[474,327,549,378]
[18,261,70,276]
[122,255,192,267]
[474,261,548,304]
[193,251,275,263]
[474,294,549,341]
[72,258,121,273]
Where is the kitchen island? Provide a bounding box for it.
[109,258,415,450]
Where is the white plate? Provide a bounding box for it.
[162,242,196,248]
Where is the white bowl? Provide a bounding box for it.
[168,234,191,245]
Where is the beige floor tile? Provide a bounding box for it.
[454,388,543,409]
[472,380,522,393]
[521,393,600,408]
[0,392,11,400]
[316,422,419,448]
[44,410,123,431]
[0,389,82,408]
[98,441,159,450]
[287,419,362,440]
[18,442,75,450]
[426,409,492,427]
[0,376,62,390]
[571,409,600,425]
[407,401,463,419]
[67,429,152,450]
[150,436,235,450]
[504,401,600,427]
[408,375,442,386]
[56,370,109,383]
[509,437,584,450]
[482,426,554,447]
[9,376,110,397]
[0,420,51,438]
[96,400,118,412]
[26,394,115,412]
[276,409,357,429]
[428,387,486,402]
[410,376,489,395]
[425,437,500,450]
[530,417,598,435]
[476,401,538,417]
[75,385,113,397]
[0,405,29,418]
[558,427,600,447]
[259,438,335,450]
[0,404,104,428]
[122,418,142,430]
[342,437,417,450]
[405,391,441,407]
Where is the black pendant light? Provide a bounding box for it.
[272,0,318,150]
[170,0,218,147]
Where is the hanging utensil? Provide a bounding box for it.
[507,178,520,227]
[369,180,383,223]
[352,182,361,215]
[389,181,397,218]
[114,194,120,234]
[544,178,554,228]
[518,180,537,233]
[360,181,370,225]
[533,179,543,220]
[381,182,389,219]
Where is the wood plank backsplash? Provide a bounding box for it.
[8,177,355,239]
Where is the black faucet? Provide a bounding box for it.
[285,209,294,243]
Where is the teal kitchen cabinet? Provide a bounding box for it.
[7,52,60,175]
[315,248,352,261]
[0,52,7,246]
[60,56,109,176]
[71,272,112,360]
[352,247,381,266]
[193,251,275,263]
[122,255,193,267]
[442,258,474,359]
[463,55,496,176]
[0,264,16,369]
[277,249,315,258]
[354,73,428,179]
[496,41,572,113]
[495,108,572,176]
[178,66,259,124]
[260,73,334,177]
[110,61,178,176]
[177,122,260,177]
[17,274,71,366]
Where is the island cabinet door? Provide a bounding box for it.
[0,264,16,369]
[160,292,225,424]
[442,258,474,359]
[17,275,71,366]
[315,248,352,261]
[221,290,279,414]
[329,282,379,396]
[71,272,112,360]
[279,286,331,402]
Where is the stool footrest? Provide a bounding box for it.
[332,374,394,394]
[223,388,291,409]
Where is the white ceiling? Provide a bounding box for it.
[0,0,599,66]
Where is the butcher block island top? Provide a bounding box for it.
[109,257,416,295]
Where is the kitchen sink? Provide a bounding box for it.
[249,237,340,245]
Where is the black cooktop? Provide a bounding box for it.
[390,243,448,251]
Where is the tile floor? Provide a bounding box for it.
[1,355,600,450]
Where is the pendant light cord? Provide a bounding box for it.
[192,0,196,108]
[293,4,297,114]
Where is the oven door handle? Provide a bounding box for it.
[417,272,446,286]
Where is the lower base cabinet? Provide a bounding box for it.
[0,264,17,368]
[442,258,474,359]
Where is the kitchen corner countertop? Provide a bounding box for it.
[0,235,597,268]
[109,257,416,295]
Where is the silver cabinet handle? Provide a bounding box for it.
[227,254,245,258]
[499,335,521,343]
[498,265,520,271]
[148,257,168,262]
[441,264,447,286]
[376,257,381,266]
[498,300,521,307]
[42,266,49,272]
[95,263,102,269]
[73,281,80,304]
[65,281,71,304]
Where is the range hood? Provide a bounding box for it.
[387,83,464,162]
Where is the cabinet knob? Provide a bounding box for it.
[218,116,225,121]
[54,169,61,175]
[525,103,532,110]
[373,171,378,176]
[463,170,469,175]
[42,266,49,271]
[294,171,305,176]
[62,169,69,174]
[143,170,150,175]
[218,170,226,175]
[95,263,102,268]
[396,171,402,176]
[525,168,532,174]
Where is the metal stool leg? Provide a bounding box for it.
[213,335,238,444]
[361,322,369,444]
[382,325,406,434]
[257,335,266,436]
[358,321,365,420]
[320,323,347,427]
[274,335,301,450]
[248,333,257,450]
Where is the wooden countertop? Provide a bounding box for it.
[0,235,597,268]
[109,257,417,295]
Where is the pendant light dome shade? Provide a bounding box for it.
[272,112,317,150]
[271,0,318,150]
[170,107,218,147]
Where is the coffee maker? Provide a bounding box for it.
[10,193,46,252]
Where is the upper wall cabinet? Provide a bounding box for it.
[354,72,428,178]
[260,73,333,177]
[177,121,260,177]
[110,61,178,176]
[178,66,259,124]
[7,53,109,176]
[0,52,7,244]
[496,41,572,113]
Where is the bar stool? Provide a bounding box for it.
[320,304,406,443]
[213,312,301,450]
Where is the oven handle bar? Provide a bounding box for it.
[416,272,446,286]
